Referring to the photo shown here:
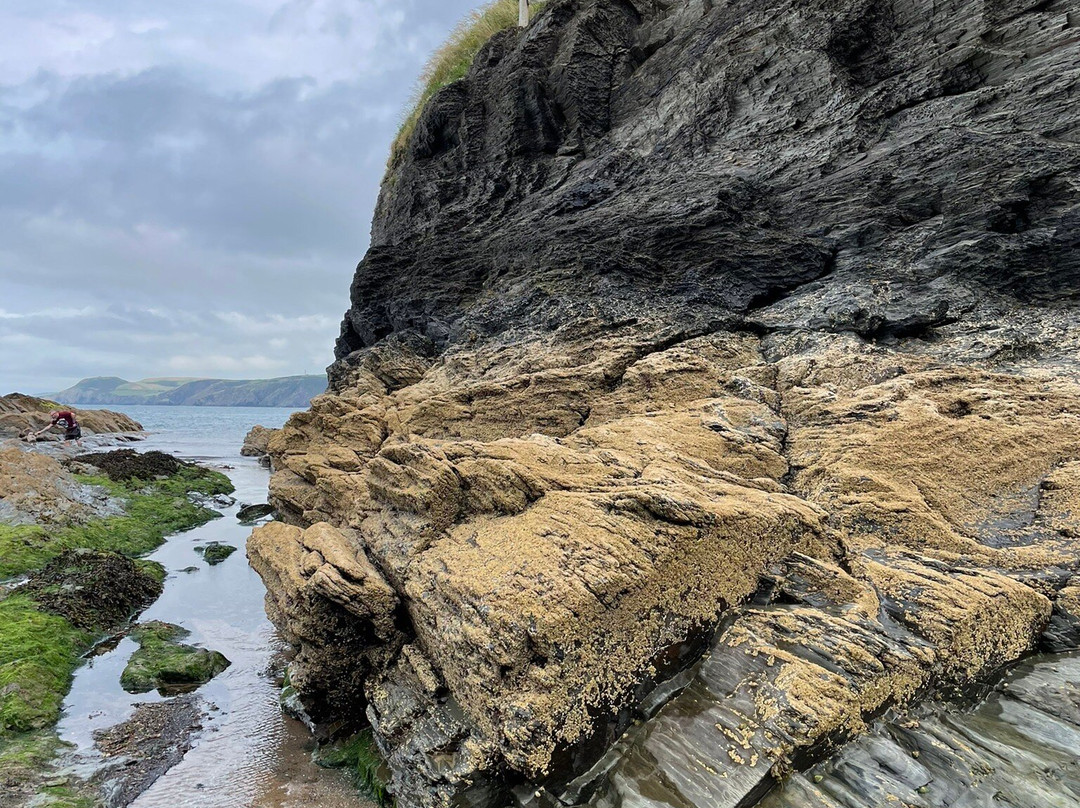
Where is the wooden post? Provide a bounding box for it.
[519,0,529,27]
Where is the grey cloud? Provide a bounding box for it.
[0,0,483,393]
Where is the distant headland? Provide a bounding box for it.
[52,375,326,408]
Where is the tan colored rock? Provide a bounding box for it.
[0,393,142,439]
[247,521,402,720]
[240,424,277,459]
[249,324,1080,804]
[0,448,123,526]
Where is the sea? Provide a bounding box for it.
[57,404,370,808]
[101,404,297,459]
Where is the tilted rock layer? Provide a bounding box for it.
[249,0,1080,805]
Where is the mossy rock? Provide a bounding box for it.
[194,542,237,565]
[314,729,393,806]
[1,468,231,580]
[120,621,230,695]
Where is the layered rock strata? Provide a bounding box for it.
[249,0,1080,805]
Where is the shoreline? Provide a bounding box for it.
[1,412,370,808]
[0,443,235,807]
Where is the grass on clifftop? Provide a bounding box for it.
[388,0,545,169]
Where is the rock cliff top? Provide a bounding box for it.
[250,1,1080,806]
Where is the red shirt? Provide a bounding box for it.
[51,410,78,427]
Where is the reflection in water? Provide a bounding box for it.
[57,407,372,808]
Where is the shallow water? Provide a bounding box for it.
[56,405,370,808]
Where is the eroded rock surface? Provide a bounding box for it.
[0,448,124,526]
[248,0,1080,805]
[241,425,277,466]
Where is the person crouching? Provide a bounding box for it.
[29,409,82,446]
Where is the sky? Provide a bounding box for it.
[0,0,484,394]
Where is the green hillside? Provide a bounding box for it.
[54,375,326,408]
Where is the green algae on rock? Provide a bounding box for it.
[0,466,230,579]
[120,621,230,695]
[1,552,164,734]
[0,730,98,808]
[0,445,234,803]
[194,542,238,565]
[315,728,394,807]
[0,595,93,733]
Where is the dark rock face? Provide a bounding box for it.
[335,0,1080,372]
[236,503,275,523]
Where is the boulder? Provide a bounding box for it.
[237,503,274,523]
[195,542,237,566]
[120,621,230,694]
[241,425,277,466]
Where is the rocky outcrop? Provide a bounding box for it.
[0,448,124,526]
[0,394,142,440]
[756,651,1080,807]
[241,425,277,466]
[249,0,1080,805]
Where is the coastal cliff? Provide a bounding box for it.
[54,375,327,408]
[248,1,1080,805]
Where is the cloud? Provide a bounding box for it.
[165,353,288,373]
[0,0,485,394]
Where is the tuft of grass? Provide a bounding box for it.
[316,729,394,806]
[0,596,91,733]
[388,0,546,169]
